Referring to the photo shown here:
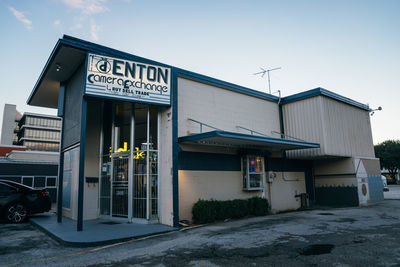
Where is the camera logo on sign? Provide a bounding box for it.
[86,53,171,105]
[96,58,111,74]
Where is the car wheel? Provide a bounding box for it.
[6,203,27,223]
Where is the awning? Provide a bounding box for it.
[178,131,320,151]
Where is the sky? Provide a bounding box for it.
[0,0,398,144]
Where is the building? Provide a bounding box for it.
[0,105,60,202]
[0,152,59,202]
[1,104,61,152]
[16,112,61,152]
[0,104,22,146]
[27,35,382,231]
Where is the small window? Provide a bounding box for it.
[34,176,46,188]
[22,176,34,187]
[46,176,57,188]
[242,155,265,190]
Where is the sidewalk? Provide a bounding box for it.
[30,213,177,247]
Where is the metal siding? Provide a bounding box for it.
[177,78,280,138]
[0,162,58,176]
[283,96,325,158]
[322,97,375,157]
[368,175,384,202]
[283,96,375,158]
[63,64,84,149]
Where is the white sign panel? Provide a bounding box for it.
[85,54,171,105]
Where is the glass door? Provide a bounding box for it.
[111,102,131,218]
[99,101,159,221]
[132,104,159,220]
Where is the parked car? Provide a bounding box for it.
[381,175,389,192]
[0,180,51,223]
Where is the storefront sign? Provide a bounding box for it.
[85,54,171,105]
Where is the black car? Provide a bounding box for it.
[0,180,51,223]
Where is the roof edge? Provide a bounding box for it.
[281,87,371,111]
[27,39,63,106]
[179,130,320,149]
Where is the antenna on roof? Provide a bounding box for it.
[254,67,281,94]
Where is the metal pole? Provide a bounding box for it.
[128,103,134,222]
[77,97,87,232]
[146,106,150,220]
[157,108,161,221]
[267,70,271,94]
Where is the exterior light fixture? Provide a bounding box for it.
[370,106,382,116]
[55,63,62,72]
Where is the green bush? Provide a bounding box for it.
[192,197,269,224]
[192,199,217,223]
[249,197,269,216]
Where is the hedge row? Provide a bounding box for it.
[192,197,269,224]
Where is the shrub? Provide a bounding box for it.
[192,197,269,224]
[249,196,269,216]
[192,199,218,224]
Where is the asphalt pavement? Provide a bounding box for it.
[2,200,400,266]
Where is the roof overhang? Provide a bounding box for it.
[27,40,86,108]
[178,131,320,151]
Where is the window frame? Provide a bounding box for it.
[46,176,57,188]
[242,155,265,191]
[22,176,34,187]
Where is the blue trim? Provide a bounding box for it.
[83,94,171,107]
[281,87,371,111]
[171,69,179,227]
[28,35,279,106]
[77,53,88,232]
[178,152,241,171]
[57,82,66,223]
[27,40,62,105]
[315,186,359,207]
[178,130,320,149]
[174,69,279,102]
[266,158,312,172]
[28,36,371,112]
[57,83,65,117]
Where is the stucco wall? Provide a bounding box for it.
[178,170,307,221]
[314,158,358,187]
[83,100,102,220]
[177,77,280,137]
[268,172,306,212]
[159,106,174,226]
[178,170,261,222]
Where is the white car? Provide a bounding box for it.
[381,175,389,192]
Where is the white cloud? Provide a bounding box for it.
[8,6,32,30]
[90,19,100,41]
[54,20,61,26]
[61,0,108,15]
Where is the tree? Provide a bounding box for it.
[374,140,400,181]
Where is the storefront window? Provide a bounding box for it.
[242,155,265,190]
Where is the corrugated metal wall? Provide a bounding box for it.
[368,176,384,202]
[283,96,375,158]
[283,96,325,158]
[321,97,375,157]
[62,63,84,149]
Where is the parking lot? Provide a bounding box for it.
[384,185,400,200]
[2,199,400,266]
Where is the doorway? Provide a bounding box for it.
[99,101,159,221]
